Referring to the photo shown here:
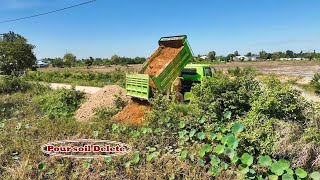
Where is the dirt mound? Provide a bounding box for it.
[112,99,151,125]
[144,46,183,77]
[75,85,129,122]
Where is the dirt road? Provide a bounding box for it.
[49,83,102,94]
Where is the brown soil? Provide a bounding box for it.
[75,85,130,122]
[112,99,151,125]
[144,46,183,77]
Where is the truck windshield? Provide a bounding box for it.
[204,67,212,77]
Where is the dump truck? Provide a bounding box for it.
[126,35,213,101]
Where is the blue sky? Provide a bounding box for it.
[0,0,319,59]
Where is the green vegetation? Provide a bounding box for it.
[311,73,320,95]
[0,31,36,75]
[0,67,319,179]
[23,70,126,87]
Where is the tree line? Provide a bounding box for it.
[44,54,146,68]
[198,50,320,62]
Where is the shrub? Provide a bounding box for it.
[311,73,320,95]
[0,76,32,94]
[250,78,309,121]
[190,72,260,122]
[34,88,85,118]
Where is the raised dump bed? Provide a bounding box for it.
[126,35,193,100]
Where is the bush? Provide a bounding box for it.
[34,88,85,118]
[190,72,260,122]
[251,78,309,121]
[0,76,32,94]
[311,73,320,95]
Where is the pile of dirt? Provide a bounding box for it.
[144,46,183,77]
[112,99,151,125]
[75,85,129,122]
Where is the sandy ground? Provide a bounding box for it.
[214,61,320,79]
[49,83,102,94]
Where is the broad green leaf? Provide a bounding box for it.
[232,122,245,134]
[278,159,290,170]
[199,116,206,124]
[179,121,186,128]
[84,162,90,169]
[231,155,239,164]
[226,135,239,149]
[111,124,118,131]
[132,152,140,164]
[295,168,308,178]
[286,168,294,175]
[258,155,272,167]
[270,162,284,176]
[220,127,227,133]
[189,129,196,138]
[209,166,219,176]
[197,159,206,167]
[240,153,253,166]
[197,132,206,140]
[209,133,216,140]
[223,111,232,119]
[198,149,206,157]
[310,171,320,180]
[203,144,212,152]
[210,155,220,167]
[124,161,131,168]
[282,173,294,180]
[268,175,278,180]
[216,133,222,140]
[214,145,225,154]
[224,147,235,158]
[38,163,46,171]
[239,164,249,174]
[104,156,112,163]
[146,154,153,162]
[180,150,188,159]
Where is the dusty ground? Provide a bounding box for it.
[214,61,320,102]
[75,85,129,122]
[49,83,102,94]
[214,61,320,80]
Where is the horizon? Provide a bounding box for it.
[1,0,319,59]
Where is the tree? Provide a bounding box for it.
[85,57,94,69]
[227,54,235,61]
[271,52,281,60]
[0,31,36,75]
[207,51,216,61]
[286,50,294,58]
[259,50,268,60]
[63,53,76,67]
[234,51,240,56]
[246,52,252,57]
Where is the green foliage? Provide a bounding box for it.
[24,70,126,87]
[0,31,36,75]
[63,53,76,67]
[34,88,85,118]
[0,76,32,94]
[258,155,272,167]
[311,73,320,95]
[191,72,260,121]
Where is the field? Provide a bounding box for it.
[0,61,320,179]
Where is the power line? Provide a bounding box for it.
[0,0,97,24]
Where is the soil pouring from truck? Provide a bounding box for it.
[126,35,213,101]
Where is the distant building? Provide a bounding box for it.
[200,55,208,60]
[235,55,260,61]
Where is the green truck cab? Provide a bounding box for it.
[181,64,213,101]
